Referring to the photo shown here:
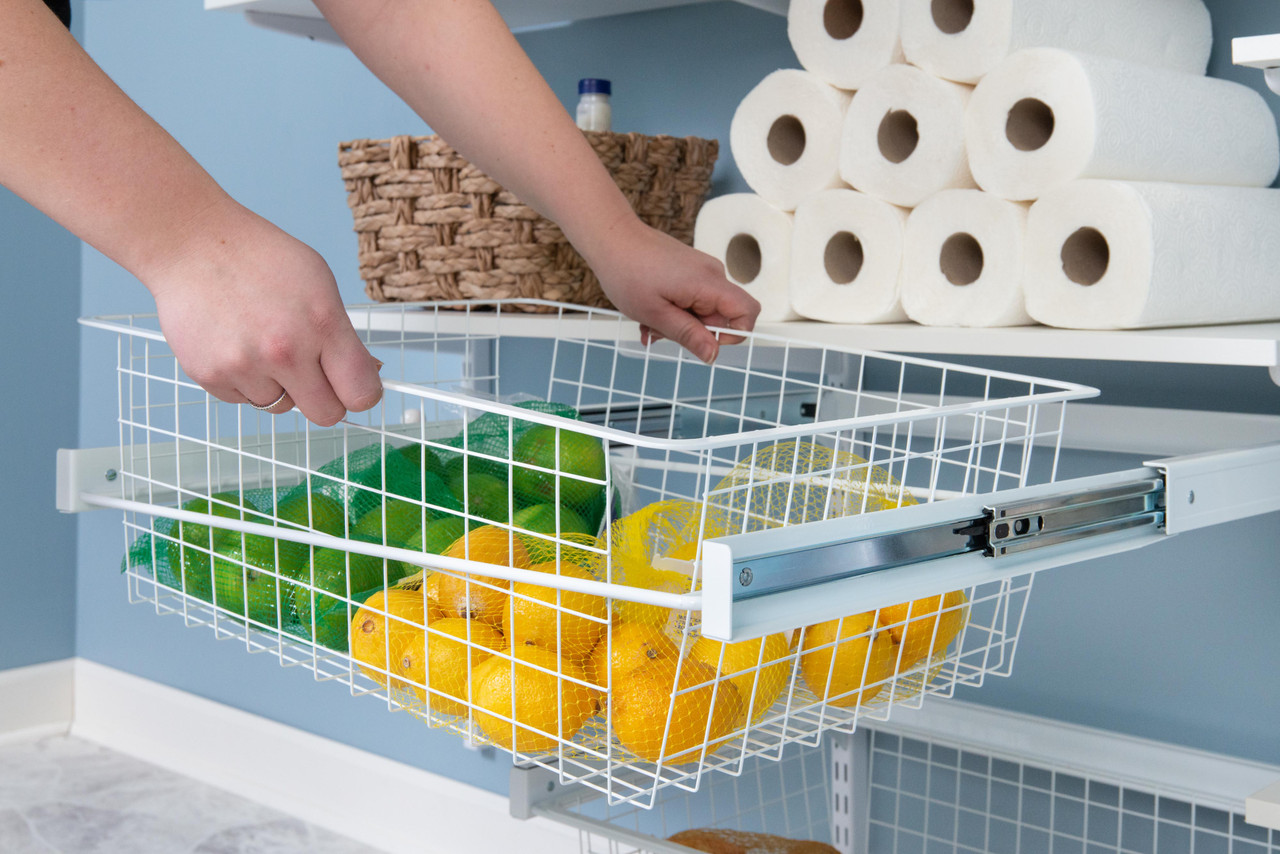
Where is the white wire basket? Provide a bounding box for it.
[541,724,1280,854]
[83,299,1097,809]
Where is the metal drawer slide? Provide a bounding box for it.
[701,443,1280,642]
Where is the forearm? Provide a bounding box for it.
[312,0,639,268]
[0,0,241,286]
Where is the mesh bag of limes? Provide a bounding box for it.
[128,403,969,770]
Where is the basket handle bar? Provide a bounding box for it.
[89,492,703,611]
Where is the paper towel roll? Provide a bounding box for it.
[787,0,904,91]
[1024,180,1280,329]
[730,69,852,212]
[839,64,976,208]
[966,49,1280,202]
[900,0,1212,84]
[694,193,800,322]
[902,190,1033,327]
[789,189,908,323]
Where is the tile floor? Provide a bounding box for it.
[0,735,385,854]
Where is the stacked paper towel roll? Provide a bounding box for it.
[900,0,1212,84]
[966,49,1280,201]
[787,0,903,91]
[790,190,909,324]
[1024,181,1280,329]
[903,190,1032,327]
[694,194,800,323]
[701,0,1280,329]
[730,69,852,212]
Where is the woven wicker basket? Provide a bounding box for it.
[338,132,719,311]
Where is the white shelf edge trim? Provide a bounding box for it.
[1233,33,1280,95]
[69,659,577,854]
[872,697,1280,824]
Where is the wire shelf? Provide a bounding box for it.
[85,299,1097,808]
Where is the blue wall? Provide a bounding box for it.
[0,0,85,671]
[0,0,1273,797]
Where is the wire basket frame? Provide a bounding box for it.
[552,727,1280,854]
[85,300,1096,809]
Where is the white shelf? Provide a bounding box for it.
[205,0,786,43]
[354,308,1280,371]
[1232,32,1280,95]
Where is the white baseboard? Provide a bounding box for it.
[0,658,75,746]
[70,659,576,854]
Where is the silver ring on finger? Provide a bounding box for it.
[249,390,289,412]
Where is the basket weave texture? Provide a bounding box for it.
[339,132,719,311]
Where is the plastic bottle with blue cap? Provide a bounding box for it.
[576,78,612,133]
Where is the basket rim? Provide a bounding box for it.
[80,299,1098,452]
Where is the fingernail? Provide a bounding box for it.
[374,358,385,369]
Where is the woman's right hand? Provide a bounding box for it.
[144,200,384,426]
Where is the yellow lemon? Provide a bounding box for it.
[503,562,607,662]
[689,633,792,726]
[391,617,504,717]
[799,612,898,708]
[611,657,742,764]
[470,645,601,754]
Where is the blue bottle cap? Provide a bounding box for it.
[578,78,612,96]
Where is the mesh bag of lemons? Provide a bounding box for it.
[345,438,970,766]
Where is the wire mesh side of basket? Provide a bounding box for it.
[95,300,1089,809]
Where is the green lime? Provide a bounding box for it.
[511,503,592,537]
[352,498,430,547]
[442,451,509,485]
[275,491,347,537]
[177,492,269,600]
[393,443,445,480]
[290,548,394,649]
[209,540,281,626]
[405,515,468,558]
[448,471,511,525]
[420,471,462,515]
[512,425,607,509]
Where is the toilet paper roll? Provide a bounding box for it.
[730,69,852,212]
[966,49,1280,202]
[789,189,909,324]
[787,0,904,91]
[902,190,1033,327]
[694,193,800,323]
[900,0,1212,84]
[1024,180,1280,329]
[839,64,976,209]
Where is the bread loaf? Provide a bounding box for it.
[667,827,840,854]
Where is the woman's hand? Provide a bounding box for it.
[145,201,383,426]
[586,217,761,364]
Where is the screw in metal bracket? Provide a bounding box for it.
[738,567,754,587]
